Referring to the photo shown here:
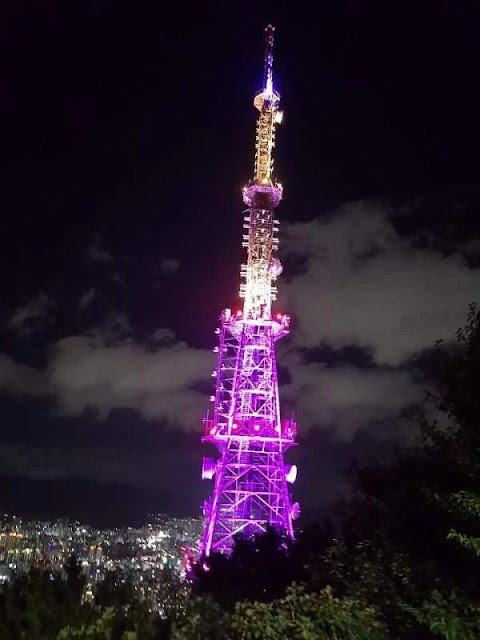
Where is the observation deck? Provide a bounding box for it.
[221,308,290,341]
[202,417,297,449]
[242,181,283,209]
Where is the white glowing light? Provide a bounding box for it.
[285,465,297,484]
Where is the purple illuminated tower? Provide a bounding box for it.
[200,25,299,556]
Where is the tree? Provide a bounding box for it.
[169,583,386,640]
[0,560,91,640]
[93,570,160,640]
[58,608,136,640]
[0,561,159,640]
[323,304,480,638]
[168,596,230,640]
[193,526,306,607]
[231,583,386,640]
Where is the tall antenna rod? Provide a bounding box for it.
[251,25,283,189]
[264,24,275,97]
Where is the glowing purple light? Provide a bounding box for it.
[199,25,299,557]
[202,458,216,480]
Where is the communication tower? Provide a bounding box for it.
[200,26,299,556]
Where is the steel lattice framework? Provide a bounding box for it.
[200,25,299,556]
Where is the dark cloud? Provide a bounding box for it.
[282,203,479,365]
[0,332,212,428]
[0,242,211,431]
[77,288,98,312]
[282,354,422,441]
[157,258,179,275]
[0,354,47,396]
[150,328,176,345]
[86,311,133,345]
[1,203,478,445]
[85,234,114,265]
[0,407,207,522]
[275,202,480,439]
[6,292,56,337]
[46,334,212,425]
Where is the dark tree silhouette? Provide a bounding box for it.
[322,304,480,638]
[193,525,306,608]
[0,557,90,640]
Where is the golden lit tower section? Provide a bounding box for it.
[241,24,284,322]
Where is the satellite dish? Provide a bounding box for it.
[269,257,283,279]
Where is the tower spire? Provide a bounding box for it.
[240,25,284,321]
[199,27,299,557]
[251,25,283,187]
[263,24,275,97]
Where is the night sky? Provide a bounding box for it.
[1,0,480,526]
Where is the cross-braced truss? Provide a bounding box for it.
[202,314,298,555]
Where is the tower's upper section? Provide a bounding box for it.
[251,24,284,187]
[240,25,285,320]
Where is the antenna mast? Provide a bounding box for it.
[199,26,299,557]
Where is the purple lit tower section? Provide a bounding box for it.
[200,25,300,556]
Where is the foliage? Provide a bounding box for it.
[0,558,160,640]
[90,570,160,640]
[445,490,480,556]
[193,525,306,608]
[231,582,386,640]
[0,556,90,640]
[402,590,480,640]
[170,582,385,640]
[321,303,480,638]
[169,595,230,640]
[57,607,136,640]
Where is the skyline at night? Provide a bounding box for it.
[1,1,480,526]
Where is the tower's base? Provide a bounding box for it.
[202,439,295,555]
